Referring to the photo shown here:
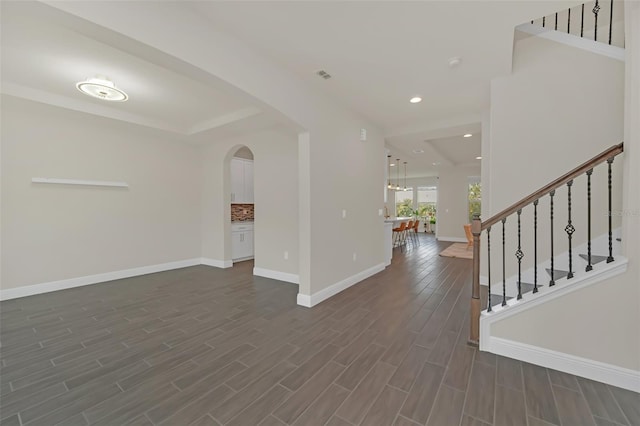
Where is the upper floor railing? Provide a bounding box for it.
[530,0,624,48]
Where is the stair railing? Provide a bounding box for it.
[530,0,622,47]
[469,143,624,345]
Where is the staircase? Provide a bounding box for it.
[469,143,625,344]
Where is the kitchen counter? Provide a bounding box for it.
[384,216,412,224]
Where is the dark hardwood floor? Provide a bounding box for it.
[1,234,638,426]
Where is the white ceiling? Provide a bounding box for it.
[0,1,277,137]
[1,1,579,176]
[193,1,577,134]
[192,0,578,176]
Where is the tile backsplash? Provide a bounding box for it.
[231,204,254,222]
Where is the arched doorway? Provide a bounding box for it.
[229,146,255,265]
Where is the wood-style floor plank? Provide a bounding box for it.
[0,234,636,426]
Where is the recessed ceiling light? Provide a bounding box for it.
[409,96,422,104]
[432,162,440,166]
[464,133,472,138]
[390,163,396,167]
[76,75,128,101]
[476,156,482,160]
[448,56,462,68]
[412,149,424,154]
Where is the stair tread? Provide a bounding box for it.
[489,294,513,307]
[545,268,569,281]
[519,282,536,293]
[578,254,609,265]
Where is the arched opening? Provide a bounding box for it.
[228,146,255,266]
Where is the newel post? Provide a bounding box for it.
[469,214,482,346]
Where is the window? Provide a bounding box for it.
[417,186,437,219]
[395,189,414,217]
[468,181,481,223]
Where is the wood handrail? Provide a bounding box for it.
[482,143,624,230]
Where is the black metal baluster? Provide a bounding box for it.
[568,7,571,34]
[581,3,585,37]
[586,169,593,271]
[609,0,613,45]
[555,12,558,30]
[594,0,600,42]
[534,200,539,293]
[502,218,507,306]
[516,210,524,300]
[566,180,575,279]
[550,190,556,286]
[487,227,492,312]
[607,158,615,263]
[543,16,546,28]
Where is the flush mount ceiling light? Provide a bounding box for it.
[476,156,482,160]
[76,75,128,101]
[448,56,462,68]
[409,96,422,104]
[463,133,473,138]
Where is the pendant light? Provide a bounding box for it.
[395,158,401,190]
[403,161,408,191]
[387,155,393,189]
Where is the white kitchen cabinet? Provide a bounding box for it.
[231,223,254,261]
[230,158,254,204]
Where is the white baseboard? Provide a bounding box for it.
[297,293,312,307]
[200,257,233,268]
[485,337,640,392]
[253,267,299,284]
[200,258,233,269]
[297,263,385,308]
[438,236,468,243]
[0,258,202,301]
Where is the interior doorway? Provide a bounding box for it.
[229,146,255,265]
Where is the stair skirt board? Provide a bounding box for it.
[483,337,640,392]
[479,258,632,389]
[484,229,622,300]
[480,256,627,317]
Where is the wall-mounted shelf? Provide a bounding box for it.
[31,178,129,188]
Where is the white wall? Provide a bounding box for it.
[486,30,625,281]
[489,34,624,215]
[1,96,202,290]
[486,9,638,373]
[44,2,387,305]
[437,166,481,241]
[200,127,299,277]
[304,122,386,300]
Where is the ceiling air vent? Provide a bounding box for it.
[316,70,332,80]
